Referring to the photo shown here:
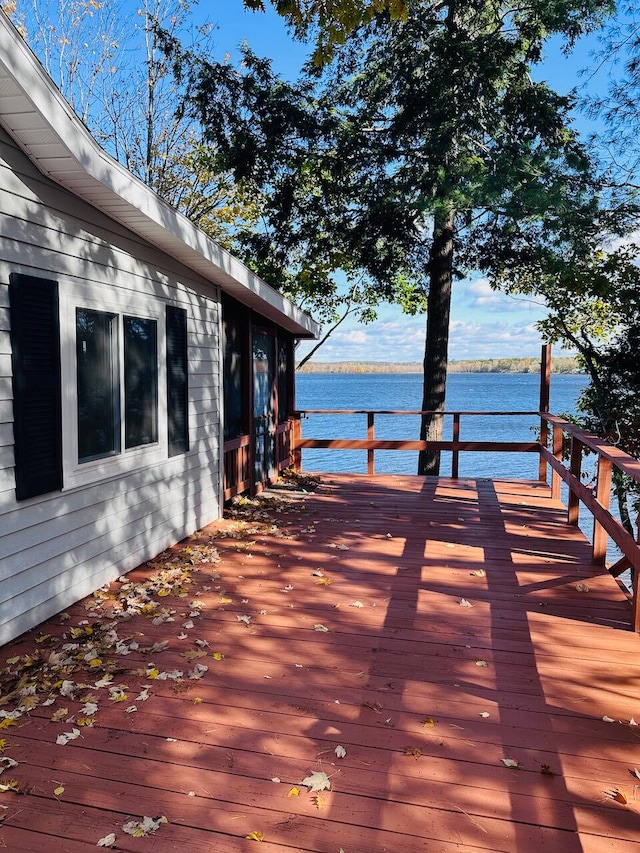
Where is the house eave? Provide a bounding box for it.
[0,11,319,340]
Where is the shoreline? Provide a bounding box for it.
[296,357,583,375]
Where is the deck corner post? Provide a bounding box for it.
[539,344,551,483]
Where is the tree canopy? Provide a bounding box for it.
[169,0,619,472]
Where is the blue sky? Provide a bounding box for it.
[200,3,612,362]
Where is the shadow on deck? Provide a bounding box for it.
[1,473,639,852]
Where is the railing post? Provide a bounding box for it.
[567,436,582,525]
[593,456,613,565]
[551,423,563,500]
[292,415,302,470]
[539,344,551,482]
[367,412,375,475]
[452,413,460,478]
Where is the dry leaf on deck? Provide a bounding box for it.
[301,771,331,792]
[56,728,81,745]
[335,745,347,759]
[313,624,329,632]
[403,746,423,759]
[501,758,520,769]
[459,598,473,608]
[245,830,264,841]
[605,788,628,804]
[97,832,116,847]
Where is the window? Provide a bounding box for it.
[62,289,189,490]
[10,273,190,499]
[76,308,120,462]
[76,309,159,463]
[124,315,158,449]
[222,298,248,442]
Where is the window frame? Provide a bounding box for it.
[60,286,168,490]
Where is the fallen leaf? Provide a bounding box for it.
[479,711,490,718]
[459,599,473,608]
[51,708,68,722]
[53,786,65,796]
[421,717,436,728]
[245,830,264,841]
[476,660,488,667]
[362,700,382,713]
[605,788,628,804]
[301,771,331,792]
[470,569,486,577]
[271,777,280,783]
[403,746,423,759]
[575,581,590,592]
[335,745,346,759]
[350,601,364,608]
[540,764,555,776]
[56,728,81,746]
[237,615,251,626]
[122,816,167,837]
[313,794,327,809]
[182,650,207,660]
[313,624,329,632]
[602,715,615,723]
[316,577,332,586]
[287,787,300,797]
[501,758,520,769]
[97,832,116,847]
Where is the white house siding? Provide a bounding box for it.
[0,127,223,645]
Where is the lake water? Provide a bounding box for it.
[295,371,588,478]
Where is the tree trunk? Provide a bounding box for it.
[418,208,455,476]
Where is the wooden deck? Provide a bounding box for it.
[1,473,640,852]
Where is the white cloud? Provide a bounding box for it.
[296,311,551,364]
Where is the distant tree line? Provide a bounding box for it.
[297,357,582,374]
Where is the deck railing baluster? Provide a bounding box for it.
[593,455,613,565]
[367,412,375,475]
[567,436,582,525]
[452,413,460,478]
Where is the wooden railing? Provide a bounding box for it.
[223,418,297,501]
[540,413,640,629]
[293,408,640,631]
[292,409,540,478]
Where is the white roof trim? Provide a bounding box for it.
[0,12,319,339]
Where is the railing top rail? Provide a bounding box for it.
[295,409,540,416]
[542,413,640,484]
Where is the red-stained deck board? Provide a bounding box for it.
[1,473,639,852]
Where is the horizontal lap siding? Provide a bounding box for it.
[0,130,222,645]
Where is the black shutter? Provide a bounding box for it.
[9,273,63,500]
[166,305,189,456]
